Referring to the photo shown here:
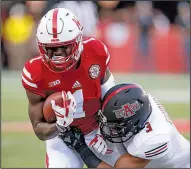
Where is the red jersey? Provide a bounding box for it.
[22,38,110,134]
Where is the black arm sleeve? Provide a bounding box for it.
[59,127,102,168]
[76,141,102,168]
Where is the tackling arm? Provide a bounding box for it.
[114,153,150,168]
[83,68,115,155]
[67,128,112,168]
[26,90,59,140]
[75,67,115,167]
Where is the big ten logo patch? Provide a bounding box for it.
[48,80,61,87]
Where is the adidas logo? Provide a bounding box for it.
[72,81,82,89]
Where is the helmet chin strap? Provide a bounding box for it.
[75,41,83,60]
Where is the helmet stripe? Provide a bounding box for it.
[102,84,140,111]
[52,9,59,38]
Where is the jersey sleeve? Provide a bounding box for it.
[85,38,110,66]
[127,134,171,160]
[21,58,45,97]
[95,39,110,67]
[83,38,111,79]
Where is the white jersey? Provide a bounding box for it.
[122,94,190,168]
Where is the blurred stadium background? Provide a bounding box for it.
[1,0,190,168]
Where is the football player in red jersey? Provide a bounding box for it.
[21,8,126,168]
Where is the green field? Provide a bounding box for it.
[1,71,190,168]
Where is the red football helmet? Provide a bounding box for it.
[36,8,83,73]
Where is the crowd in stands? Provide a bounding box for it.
[1,1,190,73]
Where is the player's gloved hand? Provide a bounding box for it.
[86,128,107,155]
[51,91,77,130]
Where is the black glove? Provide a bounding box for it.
[56,124,71,134]
[58,127,84,148]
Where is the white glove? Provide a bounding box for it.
[87,128,107,155]
[51,91,77,128]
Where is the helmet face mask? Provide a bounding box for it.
[36,8,83,73]
[100,121,131,143]
[39,34,83,72]
[99,111,145,143]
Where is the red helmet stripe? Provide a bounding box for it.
[102,84,140,111]
[52,9,59,38]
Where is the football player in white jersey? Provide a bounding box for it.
[71,83,190,168]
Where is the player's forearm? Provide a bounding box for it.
[97,161,112,168]
[114,153,150,168]
[34,122,59,141]
[76,143,112,168]
[28,101,60,140]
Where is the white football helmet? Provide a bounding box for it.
[36,8,83,72]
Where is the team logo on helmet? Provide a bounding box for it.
[113,101,140,119]
[89,64,100,79]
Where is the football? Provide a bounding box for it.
[43,92,64,123]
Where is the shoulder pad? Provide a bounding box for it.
[83,38,110,66]
[23,56,43,81]
[21,56,44,94]
[128,134,171,159]
[126,94,174,159]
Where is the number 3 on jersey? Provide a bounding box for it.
[72,89,85,118]
[145,122,153,133]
